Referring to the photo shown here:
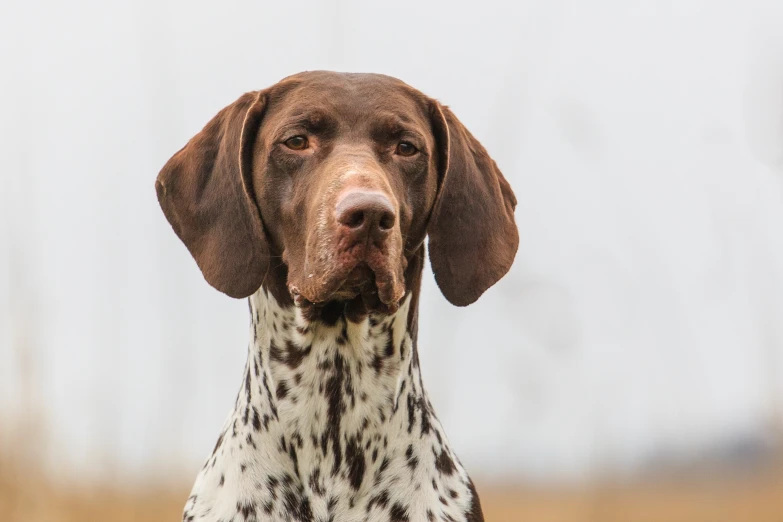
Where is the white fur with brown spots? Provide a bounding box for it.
[182,289,480,522]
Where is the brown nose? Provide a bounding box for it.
[335,191,396,242]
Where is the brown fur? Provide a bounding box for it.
[156,71,518,311]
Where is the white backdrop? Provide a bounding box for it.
[2,0,783,484]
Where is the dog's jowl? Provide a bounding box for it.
[156,71,518,522]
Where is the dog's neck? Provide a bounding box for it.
[182,286,482,522]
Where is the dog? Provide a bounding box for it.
[156,71,518,522]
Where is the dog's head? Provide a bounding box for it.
[156,71,518,315]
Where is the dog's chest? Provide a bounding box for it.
[183,293,479,522]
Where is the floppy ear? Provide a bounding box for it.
[427,102,519,306]
[155,91,270,298]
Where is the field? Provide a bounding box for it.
[2,461,783,522]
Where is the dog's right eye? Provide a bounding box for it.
[284,136,309,150]
[395,141,418,157]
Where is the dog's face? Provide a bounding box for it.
[156,71,518,315]
[253,73,440,313]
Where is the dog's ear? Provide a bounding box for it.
[155,91,270,298]
[427,102,519,306]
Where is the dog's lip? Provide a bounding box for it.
[344,263,375,285]
[288,259,402,308]
[330,264,376,298]
[299,263,376,301]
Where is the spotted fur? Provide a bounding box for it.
[183,288,481,522]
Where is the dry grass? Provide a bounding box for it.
[2,461,783,522]
[478,473,783,522]
[0,462,184,522]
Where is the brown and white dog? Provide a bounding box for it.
[156,71,518,522]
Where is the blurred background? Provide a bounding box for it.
[3,0,783,520]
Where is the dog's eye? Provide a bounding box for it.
[395,141,418,157]
[284,136,309,150]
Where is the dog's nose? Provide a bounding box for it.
[335,190,396,241]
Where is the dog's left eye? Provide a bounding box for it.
[395,141,418,157]
[284,136,309,150]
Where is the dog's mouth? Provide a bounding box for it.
[331,264,376,300]
[288,255,406,318]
